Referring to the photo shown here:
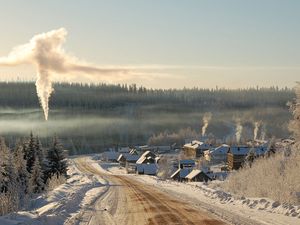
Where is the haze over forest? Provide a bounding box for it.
[0,82,294,154]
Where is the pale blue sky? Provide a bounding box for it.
[0,0,299,88]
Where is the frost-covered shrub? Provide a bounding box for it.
[46,174,66,191]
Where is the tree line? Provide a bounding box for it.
[0,82,294,110]
[0,133,68,215]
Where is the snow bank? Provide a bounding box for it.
[0,158,107,225]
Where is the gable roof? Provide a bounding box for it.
[183,140,211,150]
[171,168,193,179]
[185,169,202,179]
[136,151,156,164]
[211,144,230,155]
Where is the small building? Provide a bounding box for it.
[170,168,193,182]
[136,151,158,175]
[205,144,229,163]
[183,140,212,158]
[186,169,213,182]
[227,146,250,170]
[118,153,140,167]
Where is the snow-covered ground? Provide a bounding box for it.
[1,155,299,225]
[0,159,108,225]
[95,159,300,225]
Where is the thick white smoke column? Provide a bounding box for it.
[202,112,212,137]
[254,121,261,140]
[0,28,129,120]
[235,119,243,144]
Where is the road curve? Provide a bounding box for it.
[74,157,228,225]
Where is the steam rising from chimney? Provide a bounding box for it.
[202,112,212,137]
[261,124,267,141]
[0,28,130,120]
[254,121,261,140]
[235,119,243,143]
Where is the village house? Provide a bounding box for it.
[170,159,195,182]
[227,146,250,170]
[117,151,140,167]
[183,140,212,158]
[136,151,158,175]
[205,144,229,163]
[185,169,213,182]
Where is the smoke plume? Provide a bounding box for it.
[253,121,261,140]
[261,124,267,141]
[235,119,243,143]
[202,112,212,137]
[0,28,130,120]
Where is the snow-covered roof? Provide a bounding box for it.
[136,151,156,164]
[170,168,180,178]
[118,153,140,162]
[211,144,230,155]
[185,169,202,179]
[171,168,193,179]
[228,146,250,155]
[183,140,211,150]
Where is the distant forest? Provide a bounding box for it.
[0,82,295,154]
[0,82,293,110]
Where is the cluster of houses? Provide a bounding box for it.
[101,139,272,183]
[183,140,271,170]
[102,146,160,175]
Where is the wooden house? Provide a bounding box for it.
[170,168,193,182]
[227,146,250,170]
[183,140,212,158]
[136,151,158,175]
[186,169,213,183]
[205,144,229,163]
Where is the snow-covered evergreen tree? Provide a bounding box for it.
[29,156,44,194]
[13,141,30,197]
[23,132,36,174]
[0,137,10,192]
[46,136,68,180]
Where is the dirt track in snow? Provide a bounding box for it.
[74,157,227,225]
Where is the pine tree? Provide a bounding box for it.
[29,157,44,194]
[23,132,36,173]
[46,136,68,180]
[0,137,10,192]
[35,136,47,183]
[13,142,30,197]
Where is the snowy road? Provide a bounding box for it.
[73,157,227,225]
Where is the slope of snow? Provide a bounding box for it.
[0,159,107,225]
